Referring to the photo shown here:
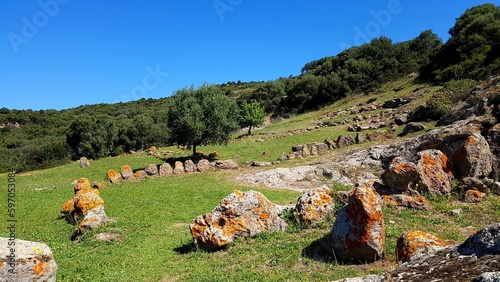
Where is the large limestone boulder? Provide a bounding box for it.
[190,190,287,251]
[145,164,158,176]
[381,157,418,192]
[120,165,134,180]
[184,160,196,173]
[173,161,184,174]
[197,159,211,172]
[133,170,147,180]
[61,178,114,240]
[294,185,335,224]
[458,222,500,257]
[79,156,90,168]
[415,149,455,196]
[106,169,121,184]
[331,184,385,262]
[444,132,493,178]
[396,231,447,263]
[0,238,57,282]
[215,160,238,170]
[159,163,173,176]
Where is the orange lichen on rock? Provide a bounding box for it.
[133,170,148,180]
[416,150,455,196]
[120,165,133,180]
[332,183,385,262]
[106,169,121,184]
[464,189,485,203]
[295,186,334,223]
[190,190,287,251]
[396,230,446,263]
[73,178,91,194]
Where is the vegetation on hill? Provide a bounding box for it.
[0,3,499,173]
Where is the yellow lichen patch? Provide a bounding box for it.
[61,199,75,212]
[396,231,446,262]
[106,169,121,183]
[73,178,91,194]
[74,192,104,215]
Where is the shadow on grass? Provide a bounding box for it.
[301,233,335,263]
[173,241,197,254]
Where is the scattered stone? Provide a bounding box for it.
[473,272,500,282]
[197,159,211,172]
[381,157,418,192]
[464,189,486,203]
[190,190,287,251]
[366,131,386,142]
[173,161,185,174]
[381,194,429,210]
[133,170,148,180]
[331,184,385,262]
[394,114,408,125]
[94,232,123,243]
[450,209,463,216]
[159,162,173,176]
[396,231,447,263]
[107,169,121,184]
[401,122,426,136]
[355,132,366,144]
[294,185,334,224]
[120,165,134,180]
[445,132,493,178]
[458,222,500,257]
[325,138,336,150]
[92,182,105,189]
[382,98,408,108]
[279,152,288,161]
[310,144,318,155]
[251,161,272,167]
[79,156,90,168]
[461,177,490,193]
[415,150,455,196]
[208,151,219,159]
[145,164,158,176]
[216,160,238,170]
[0,238,58,282]
[184,160,197,173]
[336,135,355,148]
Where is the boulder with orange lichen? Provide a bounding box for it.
[133,170,148,180]
[381,157,418,192]
[159,162,173,176]
[331,184,385,262]
[173,161,184,174]
[415,149,455,196]
[443,132,493,178]
[396,231,447,263]
[60,178,114,240]
[294,185,335,224]
[0,238,58,282]
[190,190,287,251]
[464,189,486,203]
[120,165,134,180]
[107,169,121,184]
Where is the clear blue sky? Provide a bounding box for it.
[0,1,497,110]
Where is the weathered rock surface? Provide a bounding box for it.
[79,156,90,168]
[173,161,184,174]
[190,190,287,251]
[145,164,158,175]
[61,178,114,240]
[396,231,447,262]
[381,194,429,210]
[415,149,455,196]
[445,131,493,178]
[331,184,385,262]
[381,157,418,192]
[120,165,134,180]
[461,177,490,193]
[197,159,211,172]
[294,185,334,224]
[107,169,121,184]
[337,135,355,148]
[487,123,500,176]
[0,238,58,282]
[337,223,500,282]
[251,161,273,167]
[473,272,500,282]
[133,170,148,180]
[159,162,173,176]
[215,160,238,170]
[184,160,196,173]
[400,122,425,136]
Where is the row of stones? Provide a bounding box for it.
[105,159,238,184]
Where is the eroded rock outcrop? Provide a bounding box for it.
[0,238,58,282]
[190,190,287,251]
[331,184,385,262]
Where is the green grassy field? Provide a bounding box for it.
[1,79,498,281]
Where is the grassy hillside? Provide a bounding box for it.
[1,78,498,281]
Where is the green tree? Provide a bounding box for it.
[240,101,266,135]
[167,84,240,156]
